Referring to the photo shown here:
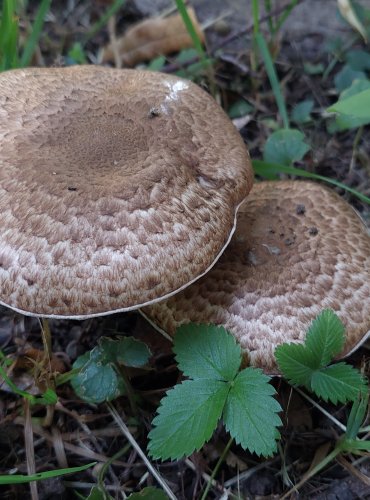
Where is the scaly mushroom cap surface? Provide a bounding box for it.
[143,181,370,374]
[0,66,253,318]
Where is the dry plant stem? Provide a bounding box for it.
[24,399,39,500]
[41,318,52,355]
[40,317,55,427]
[184,458,228,496]
[223,457,279,488]
[281,447,340,499]
[294,387,347,433]
[106,401,177,500]
[107,16,121,68]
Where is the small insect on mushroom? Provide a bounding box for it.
[142,180,370,375]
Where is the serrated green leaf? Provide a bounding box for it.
[223,368,282,457]
[310,363,367,404]
[275,342,317,386]
[128,487,169,499]
[71,355,121,404]
[174,324,241,381]
[148,379,228,460]
[263,129,310,165]
[305,310,345,367]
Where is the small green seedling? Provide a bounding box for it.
[275,309,367,404]
[148,325,282,460]
[0,349,57,406]
[70,337,151,404]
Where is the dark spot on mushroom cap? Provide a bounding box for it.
[309,227,319,236]
[296,204,306,215]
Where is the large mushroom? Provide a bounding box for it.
[0,66,253,319]
[142,180,370,374]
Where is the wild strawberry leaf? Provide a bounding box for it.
[148,378,228,460]
[305,309,345,366]
[310,363,367,404]
[174,324,241,381]
[223,368,282,457]
[275,342,317,386]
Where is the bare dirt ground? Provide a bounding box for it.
[0,0,369,499]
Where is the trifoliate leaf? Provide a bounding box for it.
[223,368,282,457]
[174,324,241,381]
[148,379,228,460]
[305,309,345,367]
[275,342,317,386]
[310,363,367,404]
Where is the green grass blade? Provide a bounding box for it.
[255,32,289,128]
[252,0,260,35]
[0,0,19,70]
[20,0,51,67]
[174,0,207,65]
[252,159,370,205]
[0,462,96,485]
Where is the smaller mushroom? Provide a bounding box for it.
[142,181,370,374]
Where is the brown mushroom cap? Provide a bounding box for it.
[142,181,370,374]
[0,66,253,318]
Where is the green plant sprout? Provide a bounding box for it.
[146,310,367,465]
[148,324,282,460]
[275,309,367,404]
[281,393,370,498]
[0,349,57,406]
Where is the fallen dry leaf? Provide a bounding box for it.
[102,7,205,66]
